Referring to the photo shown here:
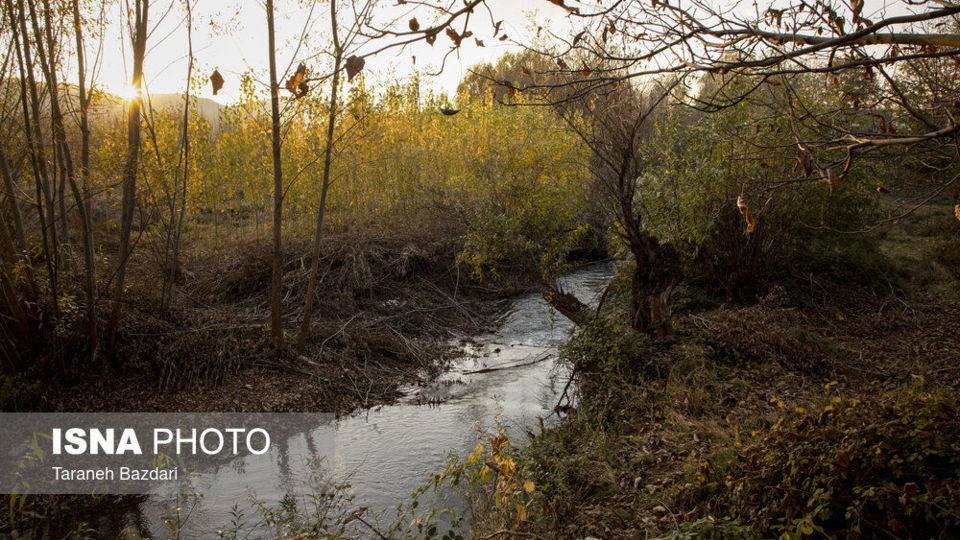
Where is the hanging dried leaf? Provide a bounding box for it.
[521,66,531,75]
[766,8,783,27]
[955,203,960,221]
[426,32,437,45]
[408,17,419,32]
[851,0,863,21]
[210,69,224,95]
[285,63,307,95]
[439,107,460,116]
[737,195,756,234]
[508,85,518,98]
[557,58,569,70]
[345,55,365,82]
[545,0,578,13]
[475,38,485,47]
[499,34,508,41]
[296,81,309,99]
[446,27,463,46]
[493,20,502,37]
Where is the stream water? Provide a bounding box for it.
[125,263,612,538]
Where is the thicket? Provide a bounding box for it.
[0,66,594,396]
[639,74,898,304]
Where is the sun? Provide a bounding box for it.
[113,82,142,102]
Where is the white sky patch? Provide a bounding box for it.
[84,0,573,104]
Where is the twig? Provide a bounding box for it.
[462,351,553,375]
[476,530,544,539]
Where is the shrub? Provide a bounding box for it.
[640,77,890,302]
[704,388,960,539]
[561,318,661,400]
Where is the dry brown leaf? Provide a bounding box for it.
[851,0,864,21]
[955,203,960,221]
[408,17,419,32]
[210,69,224,95]
[445,27,462,46]
[285,63,306,94]
[545,0,578,12]
[345,55,364,82]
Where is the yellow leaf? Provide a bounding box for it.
[737,195,756,234]
[523,480,535,493]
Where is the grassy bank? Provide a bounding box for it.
[465,202,960,539]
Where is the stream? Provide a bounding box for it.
[126,263,612,538]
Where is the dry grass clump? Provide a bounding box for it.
[704,289,836,376]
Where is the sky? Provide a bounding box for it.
[88,0,571,104]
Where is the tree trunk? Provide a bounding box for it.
[72,0,98,359]
[544,286,590,327]
[12,0,59,327]
[106,0,148,365]
[161,0,192,315]
[266,0,284,349]
[628,233,681,335]
[297,0,340,348]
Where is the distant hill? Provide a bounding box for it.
[1,78,226,133]
[97,92,225,132]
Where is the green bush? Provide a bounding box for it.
[562,318,660,398]
[705,388,960,538]
[640,76,891,302]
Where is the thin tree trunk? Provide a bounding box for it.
[266,0,284,349]
[30,0,98,363]
[162,0,192,315]
[12,0,59,326]
[106,0,148,365]
[31,0,96,367]
[72,0,97,358]
[0,147,32,290]
[297,0,341,348]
